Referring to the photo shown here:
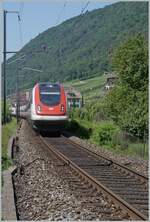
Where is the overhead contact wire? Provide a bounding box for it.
[56,1,67,25]
[18,2,24,48]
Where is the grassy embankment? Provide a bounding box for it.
[64,76,148,159]
[2,118,17,171]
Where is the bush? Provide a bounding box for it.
[93,122,119,145]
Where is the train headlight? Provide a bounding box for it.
[37,105,41,112]
[61,104,64,112]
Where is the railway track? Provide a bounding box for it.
[40,135,148,221]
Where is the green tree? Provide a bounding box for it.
[106,34,148,139]
[112,34,148,90]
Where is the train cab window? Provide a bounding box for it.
[39,83,61,106]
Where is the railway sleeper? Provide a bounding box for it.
[95,175,135,179]
[82,165,113,169]
[84,172,122,178]
[96,175,146,185]
[106,183,146,189]
[86,169,142,180]
[96,178,141,183]
[102,170,132,176]
[109,182,147,190]
[110,188,147,195]
[134,204,149,213]
[111,187,148,193]
[108,187,147,194]
[85,171,125,176]
[101,183,146,190]
[134,204,149,211]
[124,198,148,205]
[99,184,146,191]
[117,191,148,197]
[99,180,145,186]
[120,193,148,199]
[127,199,148,205]
[77,163,111,167]
[98,179,143,185]
[93,170,129,174]
[68,160,108,166]
[96,174,141,179]
[124,192,148,198]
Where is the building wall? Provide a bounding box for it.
[67,98,81,108]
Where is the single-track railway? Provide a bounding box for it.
[40,135,148,220]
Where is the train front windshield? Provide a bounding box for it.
[39,84,61,106]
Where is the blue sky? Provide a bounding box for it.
[2,1,115,58]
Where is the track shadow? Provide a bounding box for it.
[40,131,61,137]
[63,120,92,139]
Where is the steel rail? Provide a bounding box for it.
[62,136,148,181]
[40,135,147,220]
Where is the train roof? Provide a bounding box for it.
[38,82,61,87]
[37,82,61,92]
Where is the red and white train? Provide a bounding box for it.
[30,82,68,132]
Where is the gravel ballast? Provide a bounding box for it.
[13,120,131,220]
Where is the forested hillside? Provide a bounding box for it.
[6,1,148,94]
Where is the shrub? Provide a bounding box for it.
[94,122,119,145]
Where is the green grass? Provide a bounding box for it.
[125,143,148,159]
[94,142,148,160]
[2,118,17,171]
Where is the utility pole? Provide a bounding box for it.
[3,10,6,124]
[16,64,20,124]
[3,10,19,124]
[3,9,47,124]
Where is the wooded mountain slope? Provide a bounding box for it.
[6,1,148,94]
